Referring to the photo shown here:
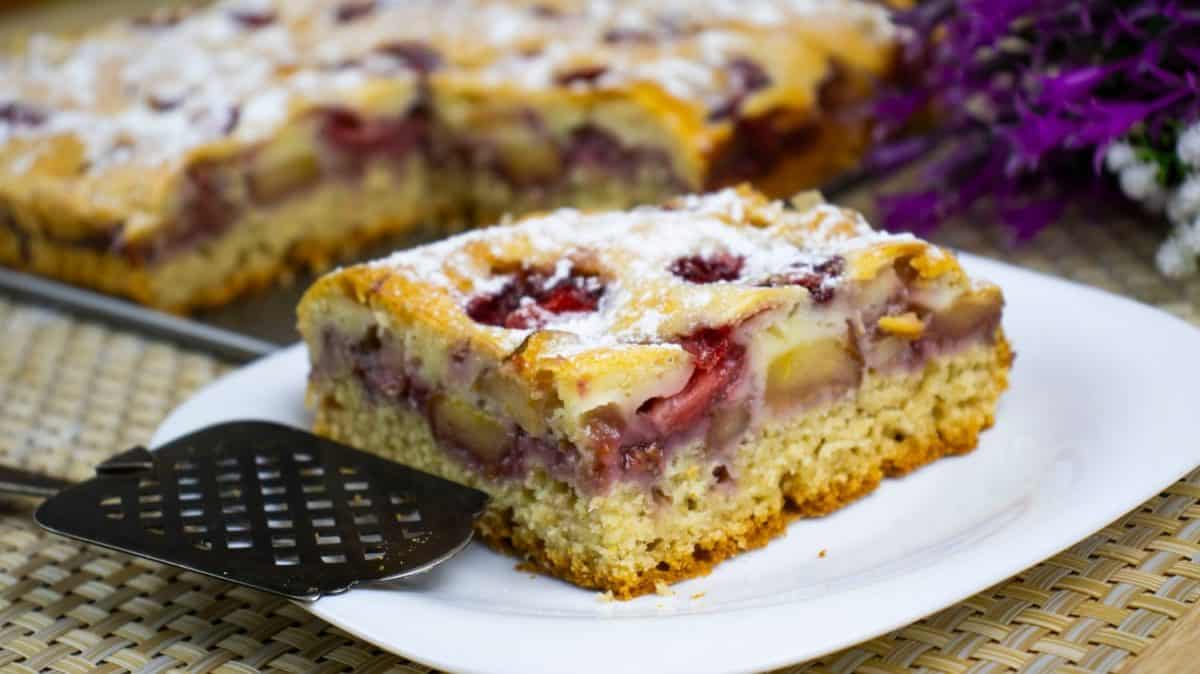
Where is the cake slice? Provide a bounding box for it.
[297,186,1012,598]
[0,0,896,311]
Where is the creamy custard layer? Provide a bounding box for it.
[308,256,1003,494]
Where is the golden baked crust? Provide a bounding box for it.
[299,186,984,445]
[1,0,897,309]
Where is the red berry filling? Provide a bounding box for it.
[555,65,608,87]
[708,58,771,121]
[638,326,745,436]
[375,42,443,75]
[349,327,408,399]
[334,0,375,23]
[0,102,47,127]
[560,125,676,181]
[317,106,429,159]
[173,160,236,257]
[466,266,605,329]
[669,253,744,283]
[229,9,276,29]
[762,255,845,304]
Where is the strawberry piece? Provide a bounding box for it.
[638,327,745,435]
[319,107,428,157]
[539,282,601,313]
[762,255,845,304]
[680,327,733,370]
[669,253,744,283]
[466,266,604,329]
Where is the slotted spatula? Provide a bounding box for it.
[0,420,488,600]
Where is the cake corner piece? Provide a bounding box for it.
[298,186,1012,598]
[1,0,897,311]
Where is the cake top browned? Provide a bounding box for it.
[298,186,1000,442]
[0,0,894,175]
[305,186,969,357]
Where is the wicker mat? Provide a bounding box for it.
[0,214,1198,673]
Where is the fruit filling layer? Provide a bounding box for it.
[311,256,1004,493]
[5,48,855,265]
[92,110,694,263]
[98,105,434,264]
[466,265,606,329]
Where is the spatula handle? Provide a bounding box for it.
[0,465,74,499]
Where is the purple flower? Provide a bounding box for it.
[999,198,1066,240]
[878,190,946,234]
[869,0,1200,237]
[1038,66,1113,104]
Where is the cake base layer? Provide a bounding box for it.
[310,332,1012,599]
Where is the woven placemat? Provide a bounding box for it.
[0,213,1198,673]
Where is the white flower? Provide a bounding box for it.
[1156,235,1198,277]
[1119,162,1166,210]
[1181,214,1200,252]
[1178,122,1200,169]
[1105,141,1137,172]
[1167,174,1200,226]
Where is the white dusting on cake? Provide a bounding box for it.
[629,308,667,339]
[370,188,938,355]
[238,87,291,141]
[545,258,575,289]
[0,0,895,173]
[544,310,618,349]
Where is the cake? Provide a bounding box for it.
[0,0,897,312]
[297,186,1013,598]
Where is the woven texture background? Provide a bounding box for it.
[0,214,1197,673]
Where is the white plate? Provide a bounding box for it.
[154,254,1200,674]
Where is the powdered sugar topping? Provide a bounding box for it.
[1,0,894,174]
[371,188,931,354]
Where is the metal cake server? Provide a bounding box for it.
[0,420,488,601]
